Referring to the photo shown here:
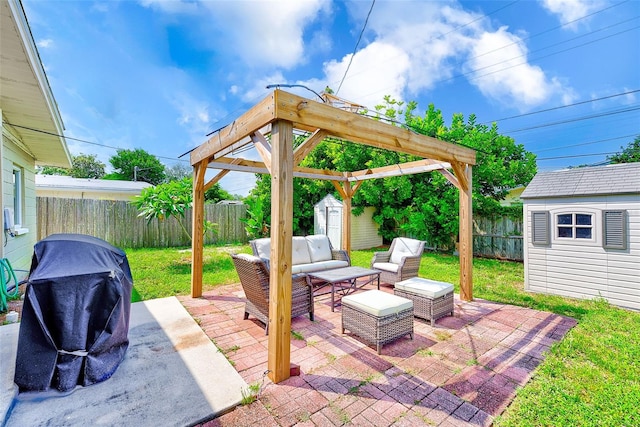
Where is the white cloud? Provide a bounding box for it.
[200,0,330,69]
[37,38,54,48]
[138,0,199,14]
[323,41,410,108]
[541,0,606,30]
[465,26,574,110]
[323,2,575,112]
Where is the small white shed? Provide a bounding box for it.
[521,163,640,311]
[313,194,382,250]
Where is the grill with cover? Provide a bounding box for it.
[14,234,133,393]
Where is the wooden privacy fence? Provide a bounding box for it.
[37,197,248,249]
[473,216,523,261]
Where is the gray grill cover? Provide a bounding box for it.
[14,234,132,392]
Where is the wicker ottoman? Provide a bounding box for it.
[394,278,454,326]
[341,290,413,354]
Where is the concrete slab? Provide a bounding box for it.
[1,297,246,426]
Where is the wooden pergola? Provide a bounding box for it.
[190,89,476,383]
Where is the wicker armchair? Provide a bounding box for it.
[370,237,425,286]
[231,253,314,334]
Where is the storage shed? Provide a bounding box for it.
[521,163,640,310]
[313,194,382,250]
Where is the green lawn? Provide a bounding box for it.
[125,244,640,426]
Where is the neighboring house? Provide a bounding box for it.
[500,186,525,206]
[521,163,640,311]
[313,194,382,250]
[36,175,152,201]
[1,0,72,279]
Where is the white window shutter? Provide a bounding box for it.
[531,211,550,245]
[603,210,627,249]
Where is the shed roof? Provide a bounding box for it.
[521,163,640,199]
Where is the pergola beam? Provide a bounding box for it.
[191,91,475,167]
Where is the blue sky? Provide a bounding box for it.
[24,0,640,196]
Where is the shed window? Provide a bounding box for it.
[556,213,593,240]
[603,210,627,249]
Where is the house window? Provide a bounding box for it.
[557,213,593,240]
[13,167,23,227]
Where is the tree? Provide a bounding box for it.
[106,148,165,185]
[165,162,192,182]
[133,177,217,242]
[37,165,69,175]
[608,135,640,163]
[70,153,105,178]
[243,98,537,252]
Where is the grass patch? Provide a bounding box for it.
[124,244,640,426]
[291,330,305,340]
[240,382,261,405]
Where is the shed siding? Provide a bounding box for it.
[350,207,382,250]
[524,193,640,311]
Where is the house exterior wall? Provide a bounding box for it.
[524,194,640,311]
[1,122,37,280]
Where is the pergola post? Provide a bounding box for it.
[458,164,473,301]
[191,160,206,298]
[267,119,294,383]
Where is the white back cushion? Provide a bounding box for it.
[305,235,333,262]
[252,238,271,259]
[292,236,312,265]
[390,238,423,264]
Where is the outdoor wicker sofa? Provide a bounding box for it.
[231,253,314,335]
[370,237,425,286]
[250,235,350,274]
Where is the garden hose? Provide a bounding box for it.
[1,258,19,313]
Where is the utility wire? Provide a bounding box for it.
[535,134,638,152]
[3,120,190,164]
[503,106,640,134]
[336,0,375,95]
[480,89,640,125]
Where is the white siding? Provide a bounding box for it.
[350,207,382,250]
[313,195,382,250]
[1,124,37,281]
[524,194,640,311]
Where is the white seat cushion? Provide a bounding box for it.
[395,278,454,299]
[372,262,399,273]
[252,238,271,260]
[390,238,423,265]
[293,260,349,274]
[292,236,312,265]
[342,290,413,317]
[305,235,333,262]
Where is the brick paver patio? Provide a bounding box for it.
[179,282,576,426]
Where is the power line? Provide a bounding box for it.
[336,0,375,95]
[3,120,191,165]
[350,2,635,106]
[465,0,631,66]
[537,152,618,161]
[481,89,640,125]
[502,106,640,134]
[535,134,637,152]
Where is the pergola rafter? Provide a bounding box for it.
[190,89,476,383]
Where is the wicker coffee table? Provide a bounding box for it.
[308,266,381,312]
